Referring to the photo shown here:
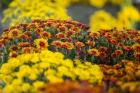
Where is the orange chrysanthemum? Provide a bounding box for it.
[9,45,19,51]
[75,41,85,48]
[41,32,51,39]
[134,52,140,60]
[89,32,100,39]
[18,42,31,48]
[56,33,66,39]
[51,40,62,48]
[123,46,132,51]
[98,46,108,52]
[9,51,18,58]
[88,48,100,56]
[86,40,95,46]
[8,29,22,38]
[61,42,74,50]
[132,44,140,52]
[114,50,123,56]
[22,47,33,53]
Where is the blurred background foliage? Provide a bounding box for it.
[0,0,140,31]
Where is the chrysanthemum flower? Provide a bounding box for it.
[132,44,140,52]
[9,45,19,51]
[134,52,140,60]
[108,38,118,45]
[56,33,66,39]
[89,32,100,39]
[75,41,85,48]
[114,50,123,56]
[123,46,132,52]
[41,32,51,39]
[9,51,18,58]
[86,40,95,46]
[18,42,31,48]
[51,40,62,48]
[61,42,74,50]
[99,52,107,59]
[22,47,33,53]
[88,48,100,57]
[98,46,108,52]
[34,38,48,49]
[8,29,22,38]
[0,43,3,48]
[111,53,117,58]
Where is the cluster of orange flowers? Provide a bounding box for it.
[0,19,140,93]
[101,60,140,93]
[0,19,140,65]
[101,60,140,82]
[38,81,105,93]
[39,78,140,93]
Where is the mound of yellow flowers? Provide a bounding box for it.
[3,0,140,32]
[2,0,70,26]
[0,49,103,93]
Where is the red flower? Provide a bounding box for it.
[111,53,117,58]
[9,45,19,51]
[86,40,95,46]
[9,51,18,58]
[88,48,100,56]
[111,50,123,58]
[18,42,31,48]
[104,33,112,39]
[89,32,100,39]
[134,52,140,59]
[41,32,51,38]
[108,38,118,45]
[75,41,85,48]
[59,25,66,32]
[22,47,33,53]
[51,41,62,48]
[98,46,108,52]
[56,33,66,39]
[123,46,132,51]
[132,44,140,52]
[114,50,123,56]
[61,42,74,50]
[0,43,4,48]
[99,52,107,59]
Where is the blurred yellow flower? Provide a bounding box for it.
[118,6,140,22]
[90,0,107,8]
[90,10,116,32]
[2,0,70,26]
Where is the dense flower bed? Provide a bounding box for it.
[0,19,140,93]
[0,19,140,65]
[0,49,103,92]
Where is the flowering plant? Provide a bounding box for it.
[38,60,140,93]
[0,19,140,65]
[0,49,103,93]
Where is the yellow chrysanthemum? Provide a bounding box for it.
[2,0,70,26]
[34,38,48,49]
[90,10,116,32]
[0,49,103,93]
[89,0,107,8]
[118,6,140,22]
